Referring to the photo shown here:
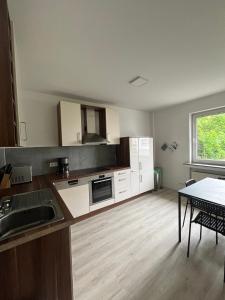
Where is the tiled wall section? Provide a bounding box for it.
[0,149,6,167]
[5,145,117,176]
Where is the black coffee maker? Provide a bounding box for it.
[58,157,69,176]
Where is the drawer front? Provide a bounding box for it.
[114,169,131,202]
[115,189,130,202]
[114,176,130,189]
[114,169,130,179]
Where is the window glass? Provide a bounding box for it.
[192,108,225,164]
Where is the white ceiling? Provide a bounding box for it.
[8,0,225,111]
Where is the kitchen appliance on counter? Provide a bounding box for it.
[10,165,32,185]
[58,157,69,175]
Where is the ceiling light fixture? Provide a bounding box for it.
[129,76,148,87]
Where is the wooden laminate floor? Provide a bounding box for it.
[71,189,225,300]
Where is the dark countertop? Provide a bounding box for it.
[48,165,130,182]
[0,165,130,252]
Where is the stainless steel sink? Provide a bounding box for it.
[0,189,64,241]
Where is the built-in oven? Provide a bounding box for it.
[90,173,114,205]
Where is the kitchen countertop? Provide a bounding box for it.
[48,165,130,182]
[0,165,130,252]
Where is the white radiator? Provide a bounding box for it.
[191,171,225,181]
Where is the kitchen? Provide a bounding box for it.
[0,1,154,298]
[1,0,225,299]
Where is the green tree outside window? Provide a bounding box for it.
[196,113,225,160]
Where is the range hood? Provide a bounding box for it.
[81,106,108,145]
[82,133,108,145]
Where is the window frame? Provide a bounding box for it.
[190,106,225,166]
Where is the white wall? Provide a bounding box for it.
[153,91,225,190]
[119,107,152,137]
[19,91,152,147]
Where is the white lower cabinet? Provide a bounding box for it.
[140,170,154,194]
[58,184,90,218]
[56,165,151,218]
[114,169,131,203]
[130,170,140,197]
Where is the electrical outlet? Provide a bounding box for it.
[49,161,58,168]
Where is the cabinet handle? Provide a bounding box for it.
[118,178,126,182]
[140,175,142,182]
[139,162,142,170]
[94,178,112,183]
[119,190,127,194]
[20,122,28,141]
[68,179,78,185]
[118,172,126,176]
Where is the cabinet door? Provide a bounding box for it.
[139,138,153,171]
[139,138,154,193]
[129,138,140,196]
[0,1,18,146]
[106,108,120,144]
[129,138,139,171]
[58,184,89,218]
[140,171,154,193]
[130,170,140,197]
[59,101,82,146]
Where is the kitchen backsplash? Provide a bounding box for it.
[5,145,117,176]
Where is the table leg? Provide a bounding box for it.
[178,194,181,243]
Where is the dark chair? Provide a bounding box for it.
[187,198,225,282]
[182,179,196,227]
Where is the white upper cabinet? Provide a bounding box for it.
[17,91,121,147]
[106,108,120,144]
[58,102,120,146]
[17,91,61,147]
[58,101,82,146]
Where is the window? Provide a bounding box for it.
[191,107,225,165]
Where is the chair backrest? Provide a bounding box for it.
[185,179,196,187]
[191,198,225,218]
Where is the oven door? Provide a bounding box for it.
[91,177,113,204]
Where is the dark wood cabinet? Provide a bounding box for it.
[0,227,74,300]
[0,0,18,147]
